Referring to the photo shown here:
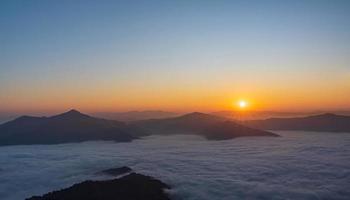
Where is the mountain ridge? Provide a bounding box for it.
[92,110,179,122]
[0,109,146,146]
[133,112,278,139]
[245,113,350,132]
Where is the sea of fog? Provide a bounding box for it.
[0,131,349,200]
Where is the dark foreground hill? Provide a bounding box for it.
[27,173,171,200]
[133,112,278,139]
[245,113,350,132]
[0,109,146,146]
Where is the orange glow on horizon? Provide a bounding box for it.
[1,79,350,114]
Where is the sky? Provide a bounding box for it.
[1,0,350,114]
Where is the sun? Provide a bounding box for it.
[238,100,248,109]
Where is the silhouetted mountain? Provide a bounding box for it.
[133,112,226,134]
[0,109,146,146]
[133,112,278,139]
[92,110,179,122]
[212,110,350,120]
[211,110,320,120]
[27,173,171,200]
[245,113,350,132]
[201,121,279,140]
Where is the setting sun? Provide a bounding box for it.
[238,100,248,109]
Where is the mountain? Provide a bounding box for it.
[0,109,147,146]
[133,112,226,134]
[211,110,319,120]
[212,110,350,120]
[92,111,179,122]
[133,112,278,139]
[245,113,350,132]
[201,121,279,140]
[27,173,171,200]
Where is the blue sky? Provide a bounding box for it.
[1,0,350,112]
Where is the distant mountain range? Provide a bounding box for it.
[3,110,348,146]
[245,113,350,132]
[92,111,179,122]
[211,110,350,120]
[0,109,146,146]
[133,112,278,140]
[0,110,278,145]
[2,109,349,123]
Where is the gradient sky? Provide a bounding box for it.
[1,0,350,113]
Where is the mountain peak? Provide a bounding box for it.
[181,112,210,118]
[179,112,223,120]
[66,109,81,114]
[51,109,90,119]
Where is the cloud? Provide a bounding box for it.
[0,133,349,200]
